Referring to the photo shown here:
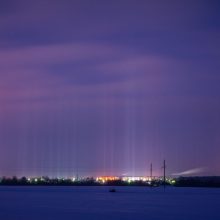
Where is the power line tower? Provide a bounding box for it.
[150,163,153,180]
[162,160,166,188]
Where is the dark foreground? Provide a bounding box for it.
[0,186,220,220]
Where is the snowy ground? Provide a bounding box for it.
[0,186,219,220]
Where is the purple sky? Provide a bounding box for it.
[0,0,220,177]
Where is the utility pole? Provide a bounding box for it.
[162,160,166,188]
[150,163,153,180]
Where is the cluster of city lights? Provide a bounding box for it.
[94,176,174,184]
[24,176,176,185]
[96,176,120,183]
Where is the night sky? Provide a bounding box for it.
[0,0,220,178]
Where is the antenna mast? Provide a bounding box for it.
[162,160,166,187]
[150,163,153,180]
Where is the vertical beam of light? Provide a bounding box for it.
[124,73,137,177]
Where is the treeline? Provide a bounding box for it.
[0,176,99,186]
[174,176,220,188]
[0,176,161,186]
[3,176,220,187]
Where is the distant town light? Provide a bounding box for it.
[96,176,119,183]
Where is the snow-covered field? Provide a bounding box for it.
[0,186,219,220]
